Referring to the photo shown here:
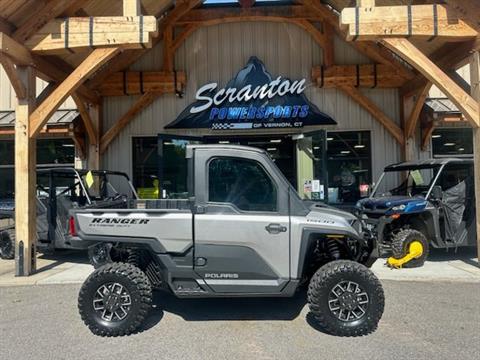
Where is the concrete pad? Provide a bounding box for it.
[0,247,478,287]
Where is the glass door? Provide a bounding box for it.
[158,134,203,199]
[295,130,328,202]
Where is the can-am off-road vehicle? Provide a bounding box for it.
[356,158,475,268]
[71,145,384,337]
[0,168,137,260]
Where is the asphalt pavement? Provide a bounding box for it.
[0,280,479,360]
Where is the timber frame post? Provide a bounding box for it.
[14,66,37,276]
[470,51,480,262]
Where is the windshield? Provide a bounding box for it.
[81,172,136,201]
[372,167,438,198]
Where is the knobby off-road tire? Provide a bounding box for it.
[391,229,429,268]
[307,260,384,337]
[0,228,15,260]
[78,262,152,336]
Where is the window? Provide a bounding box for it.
[432,128,473,157]
[208,157,277,212]
[326,131,372,204]
[132,137,158,198]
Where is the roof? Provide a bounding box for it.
[0,109,79,128]
[425,98,460,114]
[385,158,473,171]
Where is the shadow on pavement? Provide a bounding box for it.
[152,288,308,322]
[34,249,90,274]
[427,247,479,267]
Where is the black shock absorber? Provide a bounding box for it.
[326,239,341,260]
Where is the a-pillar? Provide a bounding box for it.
[87,103,102,170]
[14,66,37,276]
[470,51,480,262]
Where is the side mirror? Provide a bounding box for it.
[430,185,443,201]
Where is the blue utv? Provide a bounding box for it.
[356,158,476,268]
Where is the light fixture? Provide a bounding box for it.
[432,134,442,139]
[61,144,75,147]
[354,144,365,149]
[444,142,456,146]
[267,147,277,151]
[341,150,351,154]
[459,148,465,151]
[164,142,173,145]
[313,146,320,150]
[218,141,230,144]
[270,139,282,143]
[327,137,334,141]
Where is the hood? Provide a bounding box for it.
[305,203,361,237]
[357,196,427,213]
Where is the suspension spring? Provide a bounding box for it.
[326,239,341,260]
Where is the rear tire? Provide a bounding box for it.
[307,260,384,337]
[391,229,429,268]
[0,228,15,260]
[78,262,152,336]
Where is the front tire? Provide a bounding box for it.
[307,260,384,337]
[78,262,152,336]
[391,229,429,268]
[0,228,15,260]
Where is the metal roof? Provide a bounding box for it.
[425,98,460,114]
[0,110,79,128]
[385,158,473,171]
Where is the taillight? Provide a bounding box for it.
[69,216,77,236]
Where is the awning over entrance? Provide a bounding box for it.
[0,109,79,135]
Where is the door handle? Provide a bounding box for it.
[265,223,287,234]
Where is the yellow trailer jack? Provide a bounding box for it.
[387,241,424,269]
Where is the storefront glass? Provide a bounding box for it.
[431,128,473,157]
[132,137,159,198]
[326,131,372,205]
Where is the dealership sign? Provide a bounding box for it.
[166,57,336,130]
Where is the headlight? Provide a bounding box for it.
[391,204,406,211]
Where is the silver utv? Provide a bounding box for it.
[73,145,384,338]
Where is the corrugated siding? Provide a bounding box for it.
[0,68,75,110]
[103,22,402,185]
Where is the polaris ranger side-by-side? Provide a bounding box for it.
[71,145,384,337]
[356,158,475,268]
[0,168,137,260]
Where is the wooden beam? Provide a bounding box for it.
[0,32,34,66]
[0,16,15,35]
[357,0,375,6]
[323,22,335,67]
[87,103,101,169]
[300,0,415,81]
[311,64,406,88]
[72,133,87,160]
[293,20,327,52]
[382,38,479,127]
[36,83,57,107]
[88,0,202,90]
[404,82,432,139]
[171,24,200,53]
[163,25,174,72]
[30,47,120,138]
[100,92,162,154]
[12,0,90,43]
[176,5,320,24]
[339,85,405,145]
[470,51,480,262]
[97,71,186,96]
[72,94,97,145]
[0,56,26,99]
[14,66,37,276]
[341,4,478,41]
[123,0,141,16]
[400,40,476,97]
[25,16,157,53]
[421,119,436,151]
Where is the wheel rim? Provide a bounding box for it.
[328,281,369,322]
[93,282,132,322]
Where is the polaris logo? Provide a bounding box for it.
[91,218,150,225]
[204,273,239,279]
